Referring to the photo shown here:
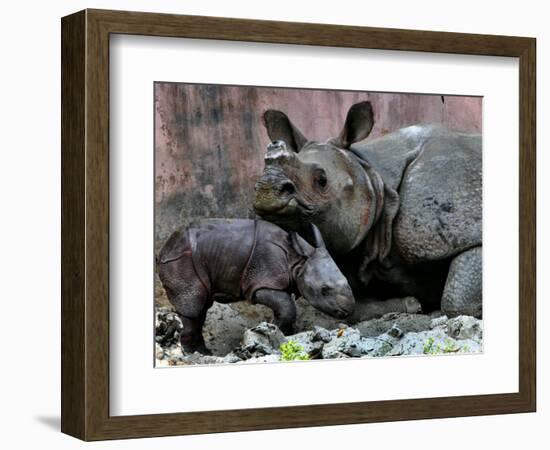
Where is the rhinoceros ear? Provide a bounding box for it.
[333,101,374,149]
[290,232,315,257]
[158,230,189,264]
[263,110,308,152]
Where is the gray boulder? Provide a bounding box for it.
[242,322,286,350]
[321,327,364,359]
[447,315,483,341]
[355,312,432,337]
[430,314,449,329]
[202,302,273,355]
[155,309,183,347]
[236,322,286,358]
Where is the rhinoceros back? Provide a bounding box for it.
[351,124,481,263]
[351,124,452,191]
[394,129,482,262]
[241,220,292,301]
[189,219,292,301]
[189,219,256,298]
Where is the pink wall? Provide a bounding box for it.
[154,83,481,244]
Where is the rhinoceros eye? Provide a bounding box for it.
[314,168,327,189]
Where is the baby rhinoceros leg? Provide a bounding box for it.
[158,261,212,354]
[253,289,296,335]
[171,279,212,354]
[441,246,482,318]
[177,308,210,355]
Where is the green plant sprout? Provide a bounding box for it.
[423,337,461,355]
[280,340,311,361]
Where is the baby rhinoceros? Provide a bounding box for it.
[157,219,355,354]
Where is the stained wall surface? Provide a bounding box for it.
[154,83,482,246]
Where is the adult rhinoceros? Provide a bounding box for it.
[253,101,482,318]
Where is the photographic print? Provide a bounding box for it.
[154,83,482,366]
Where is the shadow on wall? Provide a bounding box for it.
[154,83,482,248]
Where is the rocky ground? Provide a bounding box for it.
[155,297,483,366]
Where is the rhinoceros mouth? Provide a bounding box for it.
[312,301,353,320]
[253,196,292,214]
[254,179,315,213]
[254,196,315,220]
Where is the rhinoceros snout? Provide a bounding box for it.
[254,167,294,194]
[275,180,295,195]
[254,173,297,213]
[335,293,355,316]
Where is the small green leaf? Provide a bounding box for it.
[280,340,311,361]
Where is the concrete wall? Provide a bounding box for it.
[154,83,481,246]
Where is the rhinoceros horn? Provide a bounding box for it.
[311,224,326,249]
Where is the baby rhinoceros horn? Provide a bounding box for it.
[311,224,326,248]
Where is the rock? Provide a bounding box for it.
[180,352,224,365]
[161,351,243,366]
[155,308,183,347]
[155,300,483,366]
[221,352,243,364]
[156,301,275,356]
[158,344,186,366]
[240,322,286,356]
[238,354,281,364]
[447,316,483,341]
[360,338,392,357]
[355,313,431,337]
[283,330,327,359]
[386,328,482,356]
[430,315,448,330]
[429,310,445,319]
[350,297,422,322]
[321,328,367,358]
[155,343,165,360]
[312,326,332,343]
[202,302,273,356]
[458,339,483,353]
[387,330,446,356]
[285,330,316,353]
[155,359,171,368]
[362,325,403,356]
[387,324,404,338]
[308,341,325,359]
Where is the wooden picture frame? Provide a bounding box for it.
[61,9,536,441]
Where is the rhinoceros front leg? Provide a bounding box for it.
[441,246,482,318]
[253,289,296,335]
